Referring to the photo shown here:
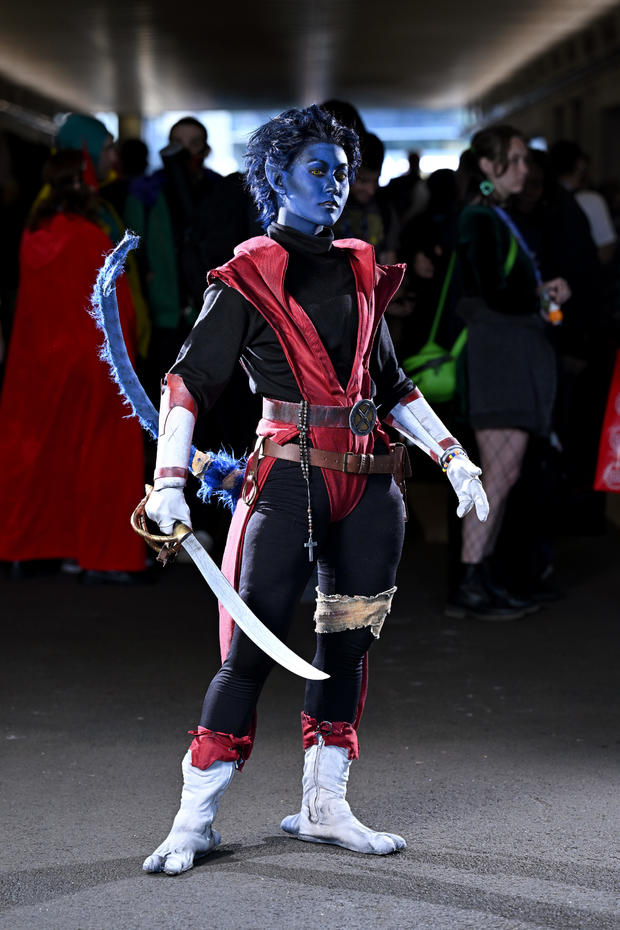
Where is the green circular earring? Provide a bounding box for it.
[480,179,495,197]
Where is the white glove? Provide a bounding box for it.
[446,456,489,521]
[145,486,192,535]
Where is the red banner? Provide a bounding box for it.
[594,350,620,493]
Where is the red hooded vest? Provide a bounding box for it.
[210,235,404,736]
[209,235,404,524]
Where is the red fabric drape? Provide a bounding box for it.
[0,214,145,571]
[594,349,620,493]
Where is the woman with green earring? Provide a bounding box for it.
[447,126,571,620]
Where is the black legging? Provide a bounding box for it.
[200,456,405,735]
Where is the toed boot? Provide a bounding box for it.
[143,750,235,875]
[281,733,406,855]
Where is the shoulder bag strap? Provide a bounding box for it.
[428,250,457,344]
[503,233,518,278]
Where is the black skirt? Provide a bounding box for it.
[458,298,556,435]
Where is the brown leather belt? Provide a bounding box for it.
[263,437,410,477]
[242,436,411,518]
[263,398,355,428]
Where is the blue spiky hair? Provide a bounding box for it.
[245,104,361,230]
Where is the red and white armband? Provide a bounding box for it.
[385,388,468,470]
[153,373,198,491]
[386,389,489,521]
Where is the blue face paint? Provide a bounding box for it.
[277,142,349,234]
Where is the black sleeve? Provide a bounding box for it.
[458,208,536,315]
[370,317,414,413]
[458,209,510,309]
[170,280,257,414]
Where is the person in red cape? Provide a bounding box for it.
[0,150,145,578]
[142,106,488,876]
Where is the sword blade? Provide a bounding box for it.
[180,533,328,681]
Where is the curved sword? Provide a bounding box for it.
[91,233,328,682]
[177,524,327,682]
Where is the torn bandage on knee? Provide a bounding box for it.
[313,586,397,640]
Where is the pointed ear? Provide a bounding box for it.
[265,159,286,195]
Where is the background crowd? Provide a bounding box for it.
[0,103,616,611]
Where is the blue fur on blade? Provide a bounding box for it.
[197,449,247,512]
[90,232,159,440]
[90,231,245,508]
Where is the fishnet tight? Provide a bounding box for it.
[461,428,529,564]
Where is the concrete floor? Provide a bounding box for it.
[1,514,619,929]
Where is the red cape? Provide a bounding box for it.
[0,214,145,571]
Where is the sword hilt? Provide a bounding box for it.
[130,486,192,565]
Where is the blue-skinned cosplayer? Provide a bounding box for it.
[143,106,488,875]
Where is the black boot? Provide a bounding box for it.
[445,563,526,621]
[480,559,539,615]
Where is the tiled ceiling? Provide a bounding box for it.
[0,0,617,116]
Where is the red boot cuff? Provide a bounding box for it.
[301,711,359,760]
[188,725,253,771]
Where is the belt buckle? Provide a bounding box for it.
[349,399,377,437]
[342,452,370,474]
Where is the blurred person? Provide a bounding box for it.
[448,125,572,619]
[334,132,399,264]
[0,150,145,580]
[319,99,366,138]
[125,117,251,408]
[320,105,413,345]
[56,112,119,186]
[599,177,620,233]
[55,113,151,362]
[494,150,564,594]
[397,168,463,354]
[514,148,603,357]
[385,151,430,226]
[125,118,262,554]
[98,137,150,218]
[549,140,617,266]
[125,116,249,357]
[334,132,411,351]
[139,104,488,876]
[120,137,149,180]
[0,131,49,371]
[544,143,617,533]
[126,115,259,464]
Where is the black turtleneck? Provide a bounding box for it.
[171,223,412,414]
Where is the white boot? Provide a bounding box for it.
[143,751,235,875]
[280,739,406,855]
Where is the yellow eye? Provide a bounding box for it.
[310,168,323,176]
